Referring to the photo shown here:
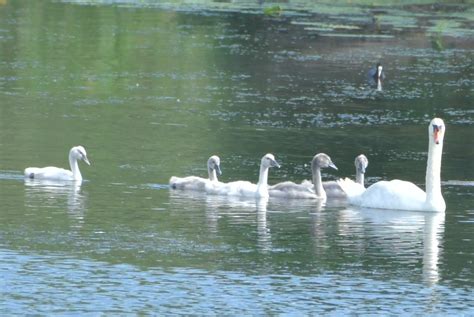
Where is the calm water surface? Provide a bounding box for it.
[1,0,473,314]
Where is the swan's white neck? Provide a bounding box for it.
[208,166,217,182]
[69,154,82,181]
[312,166,326,199]
[257,165,269,195]
[425,138,443,206]
[356,171,365,187]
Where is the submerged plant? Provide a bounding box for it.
[430,21,447,51]
[264,5,282,16]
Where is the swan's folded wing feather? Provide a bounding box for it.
[356,180,427,210]
[337,177,365,198]
[269,181,318,199]
[206,180,257,197]
[169,176,209,191]
[24,166,73,180]
[322,180,347,199]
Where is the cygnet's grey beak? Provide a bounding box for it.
[329,162,338,170]
[215,165,222,176]
[359,165,366,174]
[83,156,91,166]
[272,160,281,168]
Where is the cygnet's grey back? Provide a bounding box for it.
[323,154,369,199]
[169,154,221,190]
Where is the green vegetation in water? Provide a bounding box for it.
[427,19,474,38]
[372,14,381,32]
[264,5,282,16]
[429,20,447,51]
[375,11,419,30]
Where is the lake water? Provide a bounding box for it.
[1,0,473,314]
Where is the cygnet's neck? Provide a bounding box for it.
[312,165,325,199]
[208,166,218,182]
[69,153,82,181]
[356,171,365,187]
[257,164,270,193]
[425,139,443,204]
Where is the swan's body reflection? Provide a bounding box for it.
[24,179,87,228]
[337,207,445,286]
[169,191,270,252]
[376,79,382,91]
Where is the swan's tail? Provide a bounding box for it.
[336,177,365,199]
[169,176,183,189]
[24,168,38,179]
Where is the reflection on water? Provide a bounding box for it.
[169,190,272,252]
[24,179,87,229]
[338,207,445,286]
[377,79,382,92]
[423,212,445,286]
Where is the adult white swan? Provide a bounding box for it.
[269,153,338,200]
[338,118,446,212]
[24,146,90,181]
[323,154,368,199]
[207,153,280,198]
[169,155,222,191]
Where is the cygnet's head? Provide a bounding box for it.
[261,153,280,169]
[429,118,445,145]
[354,154,369,174]
[208,155,222,175]
[373,62,384,81]
[312,153,337,170]
[70,146,91,165]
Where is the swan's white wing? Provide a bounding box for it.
[206,180,258,197]
[300,179,313,188]
[24,167,73,181]
[169,176,209,191]
[337,177,365,198]
[354,180,427,211]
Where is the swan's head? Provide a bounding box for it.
[430,118,445,145]
[70,146,90,165]
[261,153,280,169]
[312,153,338,170]
[355,154,369,174]
[208,155,222,175]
